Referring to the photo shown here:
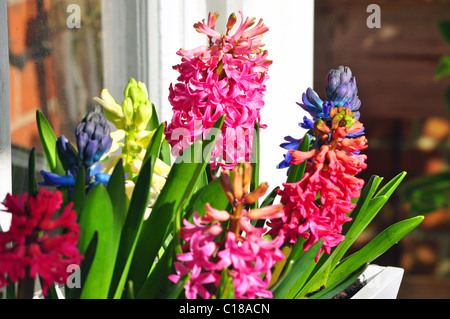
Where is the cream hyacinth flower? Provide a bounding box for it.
[95,78,171,219]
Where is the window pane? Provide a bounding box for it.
[7,0,102,193]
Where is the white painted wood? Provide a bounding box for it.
[101,0,315,193]
[206,0,315,194]
[0,0,12,232]
[352,265,405,299]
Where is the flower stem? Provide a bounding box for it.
[17,271,35,299]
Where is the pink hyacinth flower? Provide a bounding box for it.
[165,12,272,170]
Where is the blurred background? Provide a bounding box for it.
[5,0,450,298]
[313,0,449,299]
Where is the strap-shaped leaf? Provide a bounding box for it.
[295,172,406,296]
[308,264,367,299]
[108,156,155,299]
[128,115,225,293]
[78,185,120,298]
[271,239,323,299]
[106,158,127,226]
[327,215,424,287]
[136,240,175,299]
[65,232,98,299]
[217,268,235,299]
[137,176,231,299]
[36,110,64,175]
[71,166,86,219]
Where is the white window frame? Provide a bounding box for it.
[0,0,12,232]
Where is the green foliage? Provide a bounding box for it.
[401,171,450,217]
[436,19,450,112]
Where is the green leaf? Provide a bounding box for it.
[109,123,166,298]
[286,134,310,184]
[142,122,165,165]
[271,239,323,299]
[325,176,385,268]
[327,216,424,287]
[374,171,407,199]
[108,156,155,299]
[279,238,307,279]
[136,177,231,298]
[165,273,191,299]
[28,148,37,196]
[401,171,450,216]
[185,177,231,221]
[78,186,120,298]
[65,232,98,299]
[160,139,172,166]
[295,172,405,296]
[217,268,235,299]
[435,55,450,79]
[146,103,160,131]
[250,123,260,209]
[308,264,368,299]
[136,241,175,299]
[128,115,225,293]
[36,110,64,175]
[437,19,450,43]
[260,186,280,208]
[71,166,86,218]
[106,158,127,225]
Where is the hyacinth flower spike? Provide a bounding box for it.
[165,11,272,170]
[0,188,82,298]
[94,78,171,205]
[270,66,368,261]
[40,106,113,191]
[169,163,285,299]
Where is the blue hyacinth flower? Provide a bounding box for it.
[325,66,361,111]
[277,136,302,171]
[76,105,112,167]
[40,170,77,187]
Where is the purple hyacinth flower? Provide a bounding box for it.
[76,105,112,167]
[325,66,361,110]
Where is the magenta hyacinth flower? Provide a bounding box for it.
[165,12,272,170]
[0,188,82,296]
[169,164,285,299]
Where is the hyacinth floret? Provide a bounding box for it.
[165,12,272,170]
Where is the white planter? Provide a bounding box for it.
[351,264,404,299]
